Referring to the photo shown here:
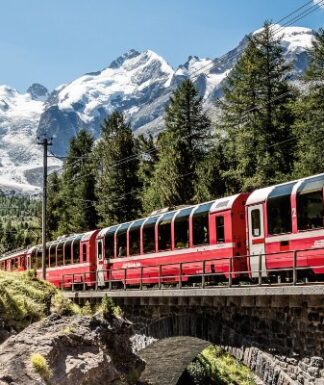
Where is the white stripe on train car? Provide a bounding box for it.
[265,229,324,243]
[108,242,235,264]
[38,262,91,272]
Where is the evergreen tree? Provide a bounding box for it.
[47,171,63,238]
[143,80,211,212]
[58,130,97,234]
[194,140,227,202]
[293,28,324,177]
[95,111,141,226]
[136,133,159,192]
[2,220,16,252]
[219,22,296,192]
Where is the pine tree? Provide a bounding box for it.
[95,111,141,226]
[47,171,63,238]
[143,80,211,212]
[136,133,159,192]
[2,220,16,252]
[194,140,227,202]
[58,130,97,234]
[293,28,324,177]
[219,22,296,191]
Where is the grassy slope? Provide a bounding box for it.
[202,346,256,385]
[0,271,57,331]
[184,346,256,385]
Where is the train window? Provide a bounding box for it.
[174,207,192,248]
[31,249,38,269]
[158,212,174,251]
[46,246,50,267]
[49,244,56,267]
[216,216,225,243]
[64,240,72,265]
[143,216,159,253]
[116,223,129,258]
[82,244,87,262]
[267,183,293,235]
[97,241,103,260]
[129,219,145,256]
[73,239,81,264]
[297,190,323,230]
[105,226,118,259]
[36,249,42,269]
[193,203,213,246]
[57,243,64,266]
[12,258,19,271]
[251,209,261,237]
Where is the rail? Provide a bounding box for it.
[60,246,324,291]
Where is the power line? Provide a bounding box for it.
[47,1,323,188]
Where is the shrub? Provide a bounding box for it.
[30,353,52,380]
[97,294,123,317]
[81,300,93,316]
[51,293,81,315]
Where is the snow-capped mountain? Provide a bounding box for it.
[0,85,61,194]
[0,25,316,193]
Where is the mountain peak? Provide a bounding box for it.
[109,49,141,69]
[27,83,49,101]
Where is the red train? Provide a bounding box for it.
[1,173,324,288]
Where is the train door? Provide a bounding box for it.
[247,204,267,278]
[96,240,105,287]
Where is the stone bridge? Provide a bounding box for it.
[66,286,324,385]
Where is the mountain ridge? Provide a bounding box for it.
[0,25,316,194]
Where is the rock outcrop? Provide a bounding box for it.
[0,313,144,385]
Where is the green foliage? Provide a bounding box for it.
[179,346,256,385]
[58,130,98,235]
[81,300,93,316]
[0,271,57,331]
[0,192,41,253]
[97,294,123,317]
[46,171,63,238]
[143,80,211,212]
[51,292,81,316]
[30,353,52,380]
[293,28,324,177]
[95,111,141,226]
[219,22,296,192]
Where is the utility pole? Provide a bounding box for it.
[37,136,52,280]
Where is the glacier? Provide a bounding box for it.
[0,25,315,194]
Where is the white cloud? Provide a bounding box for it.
[313,0,324,8]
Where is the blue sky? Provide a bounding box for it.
[0,0,322,92]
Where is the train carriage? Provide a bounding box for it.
[95,193,249,288]
[246,173,324,280]
[27,230,99,288]
[0,249,27,272]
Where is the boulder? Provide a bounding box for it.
[0,313,144,385]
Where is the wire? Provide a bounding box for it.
[49,1,323,187]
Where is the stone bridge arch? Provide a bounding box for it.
[118,295,324,385]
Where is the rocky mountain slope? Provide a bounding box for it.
[0,25,315,193]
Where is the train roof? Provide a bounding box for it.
[97,193,245,238]
[0,248,27,261]
[246,172,324,206]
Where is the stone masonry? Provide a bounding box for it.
[114,294,324,385]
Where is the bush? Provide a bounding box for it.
[30,353,52,380]
[51,293,81,316]
[81,300,93,316]
[97,294,123,317]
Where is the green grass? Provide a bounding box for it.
[0,271,58,331]
[186,346,256,385]
[30,353,52,380]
